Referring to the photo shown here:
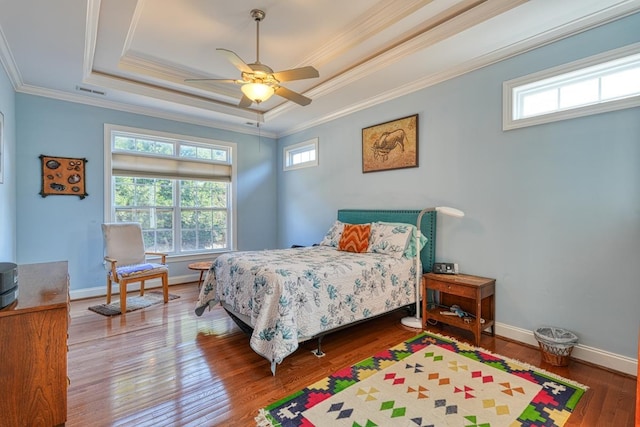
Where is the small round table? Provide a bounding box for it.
[188,261,212,288]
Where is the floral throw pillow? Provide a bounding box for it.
[319,220,346,247]
[368,222,413,258]
[338,223,371,253]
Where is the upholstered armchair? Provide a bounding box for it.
[101,222,169,313]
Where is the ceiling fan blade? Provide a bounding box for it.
[238,94,253,108]
[275,86,312,106]
[272,66,319,82]
[217,48,253,74]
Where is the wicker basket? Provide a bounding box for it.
[537,340,574,366]
[534,326,578,367]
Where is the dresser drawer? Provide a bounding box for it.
[426,277,477,299]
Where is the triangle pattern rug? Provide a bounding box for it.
[88,291,180,316]
[257,331,588,427]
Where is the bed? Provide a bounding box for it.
[194,209,437,373]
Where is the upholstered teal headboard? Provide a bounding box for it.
[337,209,436,273]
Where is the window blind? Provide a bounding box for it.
[112,153,231,182]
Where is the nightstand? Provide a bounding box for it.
[422,272,496,346]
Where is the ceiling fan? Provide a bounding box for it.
[186,9,319,107]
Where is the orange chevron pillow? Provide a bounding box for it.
[338,223,371,253]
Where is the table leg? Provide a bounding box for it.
[198,271,204,288]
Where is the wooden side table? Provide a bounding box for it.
[422,272,496,346]
[188,261,212,288]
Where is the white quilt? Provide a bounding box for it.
[195,246,417,371]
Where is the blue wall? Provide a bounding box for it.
[0,63,16,262]
[3,10,638,365]
[15,94,277,293]
[277,14,640,359]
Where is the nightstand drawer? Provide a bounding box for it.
[427,277,477,299]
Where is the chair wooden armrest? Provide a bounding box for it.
[145,251,167,264]
[104,256,119,279]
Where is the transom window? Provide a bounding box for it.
[284,138,318,171]
[503,42,640,130]
[104,125,236,256]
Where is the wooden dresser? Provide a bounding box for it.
[0,261,69,426]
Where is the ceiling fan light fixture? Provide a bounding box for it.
[241,82,275,103]
[187,9,318,107]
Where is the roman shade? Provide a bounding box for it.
[112,153,231,182]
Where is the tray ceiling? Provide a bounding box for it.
[1,0,638,136]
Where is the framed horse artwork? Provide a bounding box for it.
[362,114,418,173]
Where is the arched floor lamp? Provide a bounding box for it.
[401,206,465,329]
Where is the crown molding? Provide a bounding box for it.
[83,71,260,120]
[276,1,640,137]
[83,0,100,79]
[117,50,243,100]
[5,0,639,139]
[121,0,145,58]
[299,0,429,68]
[15,83,276,138]
[267,0,522,124]
[85,0,256,118]
[0,22,22,89]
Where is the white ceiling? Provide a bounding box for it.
[1,0,639,137]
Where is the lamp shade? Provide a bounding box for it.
[435,206,465,217]
[241,83,275,103]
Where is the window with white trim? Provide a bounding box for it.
[284,138,318,171]
[104,125,236,256]
[503,43,640,130]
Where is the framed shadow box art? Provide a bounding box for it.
[40,155,88,199]
[362,114,418,173]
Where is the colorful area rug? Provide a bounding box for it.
[257,332,587,426]
[88,291,179,316]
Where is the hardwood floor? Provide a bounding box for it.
[68,283,637,426]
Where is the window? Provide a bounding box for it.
[503,43,640,130]
[104,125,236,257]
[284,138,318,171]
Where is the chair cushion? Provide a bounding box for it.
[113,263,168,281]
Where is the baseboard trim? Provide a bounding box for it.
[70,273,198,300]
[495,322,638,377]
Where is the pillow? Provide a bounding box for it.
[368,222,415,258]
[319,220,346,247]
[338,223,371,253]
[403,227,428,258]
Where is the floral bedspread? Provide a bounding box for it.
[195,246,416,372]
